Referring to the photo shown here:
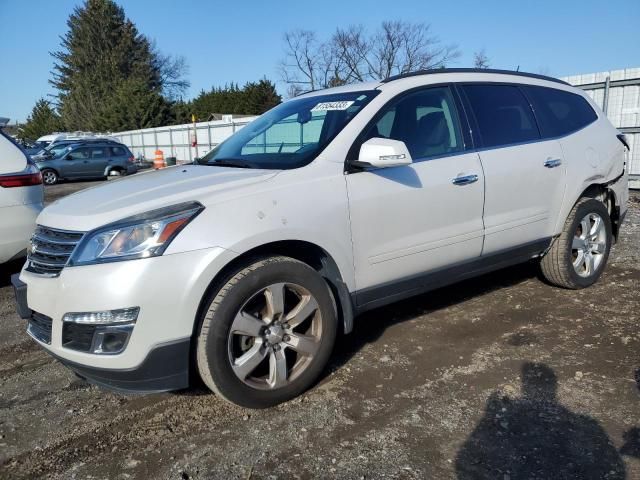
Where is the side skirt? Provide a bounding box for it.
[353,238,551,314]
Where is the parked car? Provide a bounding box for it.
[12,69,628,408]
[22,140,50,156]
[34,142,138,185]
[0,118,44,264]
[30,136,123,162]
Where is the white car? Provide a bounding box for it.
[13,70,628,408]
[0,119,44,264]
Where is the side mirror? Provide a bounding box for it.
[353,138,412,169]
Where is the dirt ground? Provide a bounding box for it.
[1,181,639,480]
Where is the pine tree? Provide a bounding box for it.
[187,80,282,121]
[242,79,282,115]
[51,0,171,131]
[20,99,64,141]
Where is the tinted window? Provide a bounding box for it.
[359,86,464,160]
[91,147,107,159]
[68,147,91,160]
[463,84,540,148]
[524,86,597,138]
[110,146,126,156]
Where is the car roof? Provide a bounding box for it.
[294,69,570,100]
[380,68,568,85]
[66,141,123,149]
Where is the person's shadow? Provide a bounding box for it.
[619,368,640,461]
[456,363,626,479]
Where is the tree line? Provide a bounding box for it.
[20,0,491,141]
[20,0,281,141]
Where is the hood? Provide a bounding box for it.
[39,165,279,231]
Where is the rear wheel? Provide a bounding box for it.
[41,169,58,185]
[540,197,612,289]
[196,256,337,408]
[107,168,125,180]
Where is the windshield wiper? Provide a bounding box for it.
[207,159,254,169]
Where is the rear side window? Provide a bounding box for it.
[91,147,107,159]
[463,84,540,148]
[523,86,598,138]
[110,146,126,156]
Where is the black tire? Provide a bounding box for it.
[196,256,337,408]
[540,197,612,289]
[41,169,58,185]
[107,168,125,180]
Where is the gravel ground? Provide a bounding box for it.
[1,181,639,480]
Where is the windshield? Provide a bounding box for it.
[200,90,379,169]
[40,143,71,157]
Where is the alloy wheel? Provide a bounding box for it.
[572,212,607,277]
[42,170,57,185]
[227,282,322,390]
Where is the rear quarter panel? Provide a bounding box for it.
[554,110,627,234]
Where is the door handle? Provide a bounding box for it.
[544,158,562,168]
[452,174,479,186]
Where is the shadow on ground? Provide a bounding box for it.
[329,261,540,375]
[620,368,640,460]
[455,362,627,479]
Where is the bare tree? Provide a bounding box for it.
[280,21,460,96]
[473,49,490,69]
[279,30,331,92]
[369,21,459,79]
[154,52,190,100]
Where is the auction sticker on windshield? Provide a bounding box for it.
[311,101,355,112]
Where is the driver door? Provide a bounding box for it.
[62,147,92,178]
[345,86,485,307]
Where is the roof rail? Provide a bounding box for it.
[381,68,569,86]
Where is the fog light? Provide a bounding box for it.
[90,323,135,354]
[62,307,139,355]
[62,307,139,324]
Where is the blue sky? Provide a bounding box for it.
[1,0,638,122]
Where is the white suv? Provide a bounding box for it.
[0,120,44,264]
[13,70,628,408]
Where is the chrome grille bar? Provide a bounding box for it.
[26,226,84,276]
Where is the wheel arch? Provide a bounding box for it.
[193,240,355,341]
[104,165,124,176]
[575,183,621,241]
[40,166,60,176]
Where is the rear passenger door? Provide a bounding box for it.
[87,146,110,177]
[460,84,566,255]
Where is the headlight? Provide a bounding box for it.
[70,202,203,265]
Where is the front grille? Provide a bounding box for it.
[27,312,53,344]
[62,323,97,352]
[26,226,84,276]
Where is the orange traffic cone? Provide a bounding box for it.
[154,150,165,169]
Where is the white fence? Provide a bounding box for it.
[562,68,640,188]
[111,115,257,162]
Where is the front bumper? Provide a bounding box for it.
[49,338,191,393]
[13,246,234,392]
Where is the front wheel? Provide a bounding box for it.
[540,197,612,289]
[196,256,337,408]
[41,169,58,185]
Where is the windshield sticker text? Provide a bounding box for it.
[310,101,355,112]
